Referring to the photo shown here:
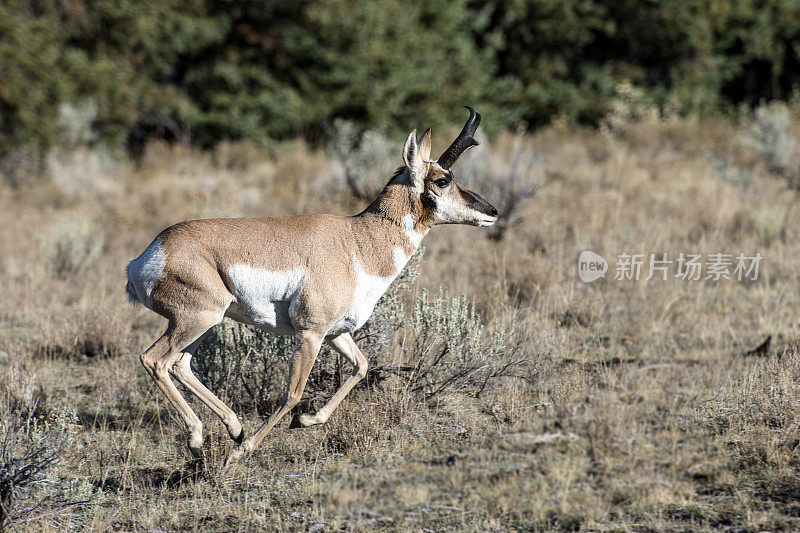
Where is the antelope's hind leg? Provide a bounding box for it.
[291,332,367,428]
[171,335,244,444]
[140,319,218,458]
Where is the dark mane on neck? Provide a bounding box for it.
[358,166,419,224]
[387,166,408,184]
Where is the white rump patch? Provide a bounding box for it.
[126,239,166,309]
[225,265,305,332]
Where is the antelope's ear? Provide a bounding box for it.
[418,127,432,162]
[403,129,419,167]
[403,129,425,187]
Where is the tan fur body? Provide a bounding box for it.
[125,117,498,463]
[138,192,425,335]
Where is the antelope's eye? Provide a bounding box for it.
[434,177,450,188]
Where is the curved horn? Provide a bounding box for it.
[437,106,481,169]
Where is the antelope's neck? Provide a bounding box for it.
[359,185,430,250]
[351,186,430,278]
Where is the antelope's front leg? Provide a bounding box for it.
[291,332,367,428]
[227,329,323,463]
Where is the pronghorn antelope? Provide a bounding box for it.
[126,107,498,462]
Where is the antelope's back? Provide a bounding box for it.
[126,215,357,325]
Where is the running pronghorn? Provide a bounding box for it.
[126,107,498,463]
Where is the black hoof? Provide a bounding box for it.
[233,429,244,445]
[188,448,203,461]
[289,414,303,429]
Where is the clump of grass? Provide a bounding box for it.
[754,205,785,246]
[320,392,398,455]
[737,350,800,434]
[0,367,80,529]
[706,150,753,190]
[40,217,103,280]
[36,309,130,359]
[740,103,800,187]
[693,346,800,498]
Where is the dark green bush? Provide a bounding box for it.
[5,0,800,163]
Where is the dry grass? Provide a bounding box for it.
[2,112,800,531]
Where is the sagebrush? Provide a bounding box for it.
[192,247,527,416]
[0,368,81,529]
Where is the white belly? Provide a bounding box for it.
[225,265,304,333]
[225,246,412,336]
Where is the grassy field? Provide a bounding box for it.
[3,109,800,531]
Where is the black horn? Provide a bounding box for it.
[437,106,481,169]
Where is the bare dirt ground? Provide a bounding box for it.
[2,113,800,531]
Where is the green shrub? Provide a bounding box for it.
[404,288,527,399]
[40,218,103,280]
[0,368,79,529]
[191,320,295,417]
[740,103,798,184]
[192,248,527,417]
[328,120,397,200]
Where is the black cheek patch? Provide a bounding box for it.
[421,192,438,218]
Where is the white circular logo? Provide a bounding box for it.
[578,251,608,282]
